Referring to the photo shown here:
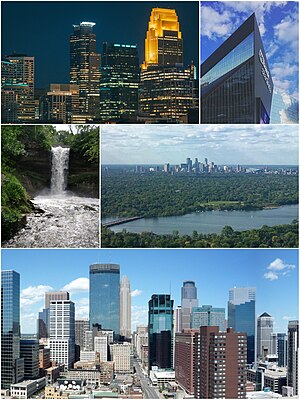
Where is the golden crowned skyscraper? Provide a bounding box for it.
[139,8,198,123]
[70,22,100,120]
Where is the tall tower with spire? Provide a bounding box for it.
[120,275,131,338]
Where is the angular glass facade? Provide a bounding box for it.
[201,13,273,124]
[148,294,174,371]
[99,43,140,122]
[191,305,226,331]
[1,270,22,389]
[89,264,120,337]
[270,88,299,123]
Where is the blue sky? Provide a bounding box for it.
[2,249,298,334]
[201,1,299,99]
[101,124,298,165]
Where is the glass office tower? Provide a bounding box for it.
[181,281,198,330]
[228,287,256,365]
[1,270,23,389]
[148,294,174,372]
[201,13,273,124]
[89,264,120,338]
[270,88,299,123]
[99,43,140,122]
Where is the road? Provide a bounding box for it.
[134,361,159,399]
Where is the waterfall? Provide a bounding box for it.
[50,146,70,194]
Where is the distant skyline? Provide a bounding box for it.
[201,1,299,99]
[2,1,199,88]
[101,125,299,165]
[1,248,298,334]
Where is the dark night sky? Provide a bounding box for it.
[2,1,199,88]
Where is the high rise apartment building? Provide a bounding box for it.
[89,264,120,337]
[70,22,100,119]
[194,326,247,399]
[228,287,256,364]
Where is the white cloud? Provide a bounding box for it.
[61,277,89,294]
[283,315,296,321]
[201,6,233,40]
[131,305,147,330]
[75,297,89,319]
[131,289,142,297]
[264,258,296,281]
[21,285,53,308]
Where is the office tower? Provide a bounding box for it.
[181,281,198,330]
[41,84,80,123]
[89,264,120,337]
[94,336,108,362]
[38,309,49,339]
[257,312,274,361]
[5,54,34,97]
[139,8,198,123]
[191,305,226,331]
[174,330,197,395]
[1,270,24,389]
[120,275,131,339]
[277,333,288,367]
[174,306,182,333]
[20,339,39,379]
[136,326,148,360]
[49,300,75,369]
[287,320,298,395]
[201,13,273,124]
[194,326,247,399]
[148,294,174,372]
[45,291,69,308]
[99,42,140,122]
[228,287,256,364]
[39,347,51,370]
[70,22,100,118]
[270,88,299,123]
[110,342,131,373]
[75,320,90,350]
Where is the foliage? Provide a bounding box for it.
[101,221,299,248]
[68,125,99,163]
[102,170,298,218]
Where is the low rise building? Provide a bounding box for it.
[149,370,176,386]
[10,377,46,399]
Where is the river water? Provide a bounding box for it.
[3,146,99,248]
[104,204,298,235]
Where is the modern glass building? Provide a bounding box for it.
[257,312,274,361]
[191,305,226,331]
[89,264,120,337]
[228,287,256,365]
[287,320,298,396]
[70,22,100,118]
[277,333,288,367]
[1,270,23,389]
[148,294,174,372]
[99,43,140,122]
[270,88,299,123]
[201,13,273,124]
[181,281,198,330]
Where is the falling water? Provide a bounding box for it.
[51,146,70,194]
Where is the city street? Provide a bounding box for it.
[134,361,159,399]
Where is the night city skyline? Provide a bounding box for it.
[2,1,199,89]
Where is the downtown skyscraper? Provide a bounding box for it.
[70,22,100,119]
[228,287,256,365]
[181,281,198,330]
[120,275,131,339]
[257,312,274,361]
[89,264,120,338]
[139,8,198,123]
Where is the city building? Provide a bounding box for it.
[287,320,298,396]
[99,43,140,122]
[191,305,226,331]
[39,346,51,370]
[40,84,79,123]
[270,88,299,123]
[174,330,197,395]
[120,275,131,339]
[110,342,131,373]
[89,264,120,338]
[10,377,46,399]
[148,294,174,372]
[45,291,70,308]
[257,312,274,361]
[139,8,198,123]
[20,339,39,379]
[80,351,99,362]
[135,326,148,361]
[94,335,108,362]
[38,309,49,339]
[1,270,24,389]
[194,326,247,399]
[75,319,90,352]
[201,13,273,124]
[181,281,198,330]
[70,22,100,119]
[277,333,288,367]
[247,363,287,393]
[49,299,75,369]
[228,287,256,364]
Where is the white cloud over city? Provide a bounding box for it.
[264,258,296,281]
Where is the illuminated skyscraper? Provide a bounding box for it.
[139,8,198,123]
[70,22,100,119]
[120,275,131,339]
[99,43,140,122]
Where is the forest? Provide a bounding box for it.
[1,125,99,241]
[101,221,299,248]
[102,169,298,218]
